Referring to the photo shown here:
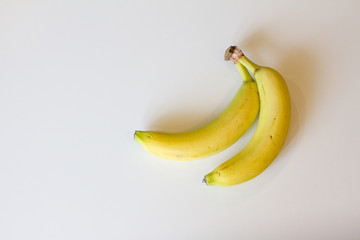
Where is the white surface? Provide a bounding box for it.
[1,0,360,239]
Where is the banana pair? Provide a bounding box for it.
[134,46,291,186]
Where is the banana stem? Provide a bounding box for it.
[234,62,253,82]
[224,46,260,75]
[238,56,260,75]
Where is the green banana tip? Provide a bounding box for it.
[134,130,142,142]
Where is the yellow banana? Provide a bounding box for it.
[134,61,259,160]
[204,47,291,186]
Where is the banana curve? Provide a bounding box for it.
[134,62,260,161]
[204,55,291,186]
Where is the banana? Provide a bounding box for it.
[134,61,259,160]
[204,47,291,186]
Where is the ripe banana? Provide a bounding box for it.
[134,61,259,160]
[204,47,291,186]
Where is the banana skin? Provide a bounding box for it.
[204,52,291,186]
[134,62,259,161]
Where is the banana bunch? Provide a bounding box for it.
[135,46,291,186]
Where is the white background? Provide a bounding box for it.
[1,0,360,239]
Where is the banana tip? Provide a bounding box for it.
[202,177,208,185]
[134,130,142,143]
